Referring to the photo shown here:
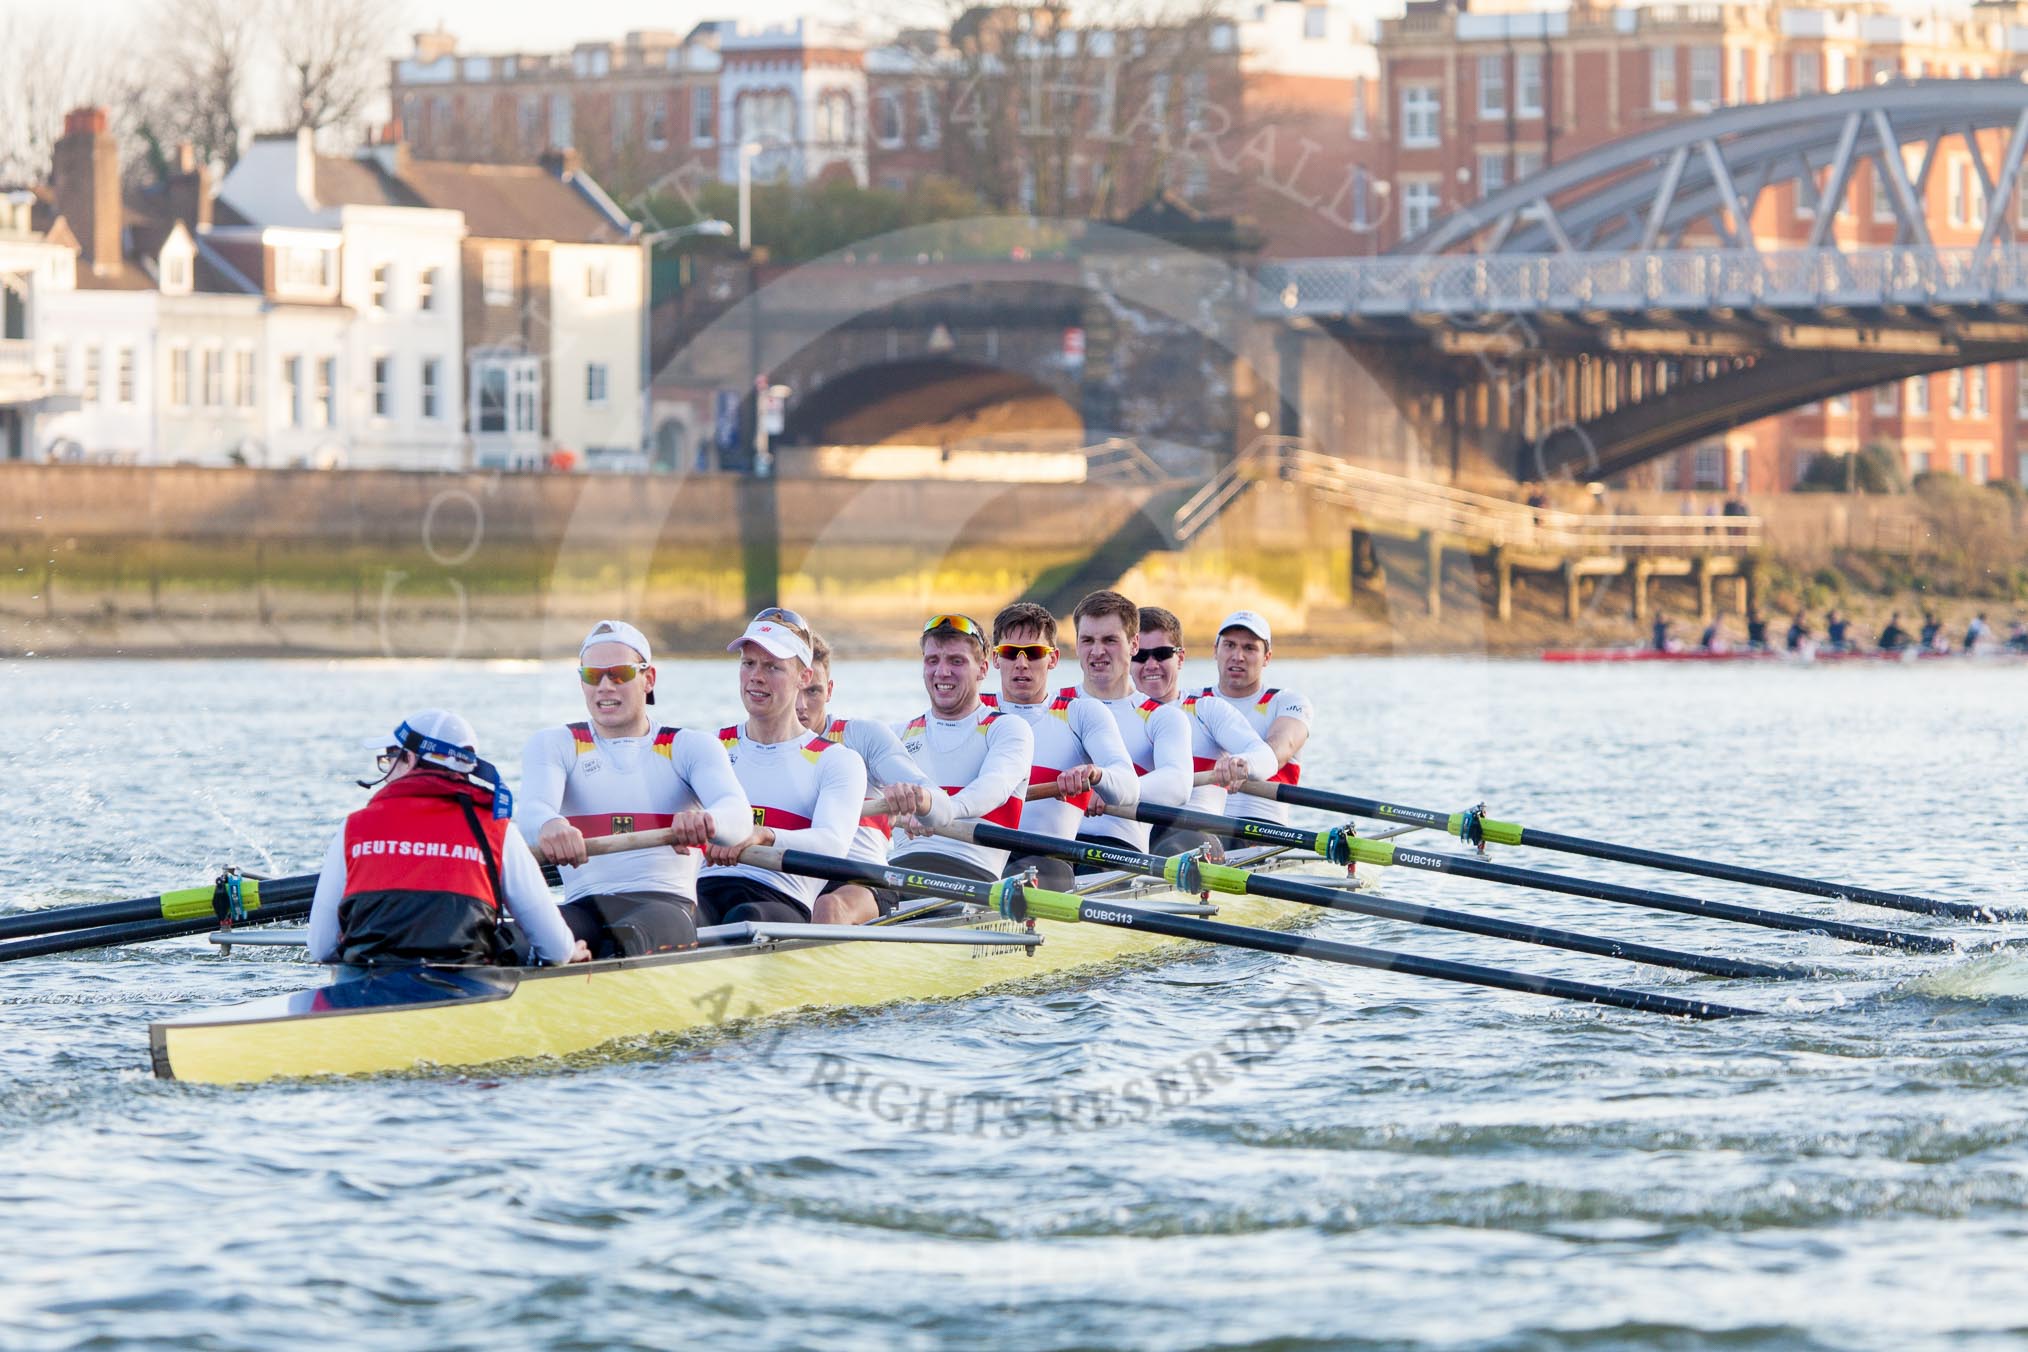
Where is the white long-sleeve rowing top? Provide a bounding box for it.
[1181,692,1279,817]
[1201,685,1313,825]
[516,722,751,903]
[702,724,867,910]
[817,715,934,867]
[1077,689,1192,853]
[982,688,1139,842]
[889,703,1033,877]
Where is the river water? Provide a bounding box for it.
[2,655,2025,1350]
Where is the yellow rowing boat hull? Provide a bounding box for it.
[150,888,1310,1085]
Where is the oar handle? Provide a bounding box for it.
[584,827,706,857]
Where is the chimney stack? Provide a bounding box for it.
[51,106,121,277]
[166,141,212,231]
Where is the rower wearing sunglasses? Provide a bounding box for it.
[887,613,1035,882]
[516,620,751,957]
[981,601,1137,890]
[697,609,867,926]
[795,630,937,923]
[1202,610,1311,826]
[1130,606,1276,855]
[307,709,587,967]
[1066,590,1193,856]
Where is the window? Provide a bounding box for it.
[1873,382,1897,414]
[284,356,303,428]
[234,349,255,409]
[277,246,331,292]
[1972,367,1989,417]
[1691,47,1721,107]
[1651,47,1677,111]
[169,344,191,408]
[1347,167,1372,229]
[693,86,716,144]
[477,365,507,434]
[162,252,188,290]
[1949,369,1966,418]
[421,357,441,419]
[483,249,513,306]
[1910,449,1932,475]
[371,263,390,310]
[417,267,437,312]
[1401,87,1439,148]
[316,357,336,429]
[1873,165,1896,222]
[915,85,939,147]
[1478,150,1507,197]
[372,356,392,418]
[1517,54,1543,118]
[586,362,609,406]
[1829,391,1852,415]
[47,342,66,394]
[648,95,668,149]
[1402,180,1441,235]
[520,95,542,147]
[1694,444,1724,488]
[550,94,573,149]
[586,262,608,299]
[874,89,903,146]
[2017,364,2028,419]
[1478,54,1505,119]
[1907,374,1930,415]
[1732,49,1749,105]
[740,90,796,145]
[816,89,855,146]
[612,92,633,151]
[1303,4,1327,39]
[1514,150,1544,180]
[202,348,223,407]
[1970,452,1990,484]
[116,347,134,405]
[1793,51,1819,96]
[1350,75,1369,137]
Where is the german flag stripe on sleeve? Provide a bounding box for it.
[568,721,595,754]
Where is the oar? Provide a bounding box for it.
[0,872,317,942]
[741,846,1761,1021]
[1113,802,1955,954]
[934,821,1809,982]
[0,896,315,963]
[1242,780,2019,923]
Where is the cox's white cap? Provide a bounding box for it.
[362,708,479,771]
[1218,610,1273,647]
[581,619,652,664]
[728,616,813,665]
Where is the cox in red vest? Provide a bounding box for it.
[338,771,511,965]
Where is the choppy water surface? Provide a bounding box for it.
[3,655,2027,1350]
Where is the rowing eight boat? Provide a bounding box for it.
[149,852,1331,1085]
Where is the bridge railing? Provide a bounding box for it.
[1259,245,2028,318]
[1186,438,1761,554]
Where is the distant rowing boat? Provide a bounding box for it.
[149,851,1329,1085]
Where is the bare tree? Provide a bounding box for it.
[272,0,408,137]
[0,10,130,182]
[134,0,265,170]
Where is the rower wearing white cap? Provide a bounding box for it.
[1066,589,1192,856]
[1203,609,1311,825]
[1130,605,1275,854]
[308,710,586,967]
[796,630,936,923]
[517,619,751,957]
[698,608,868,926]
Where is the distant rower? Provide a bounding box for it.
[1131,605,1275,855]
[796,630,936,924]
[1067,589,1192,856]
[984,600,1138,890]
[1201,610,1311,826]
[888,613,1035,883]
